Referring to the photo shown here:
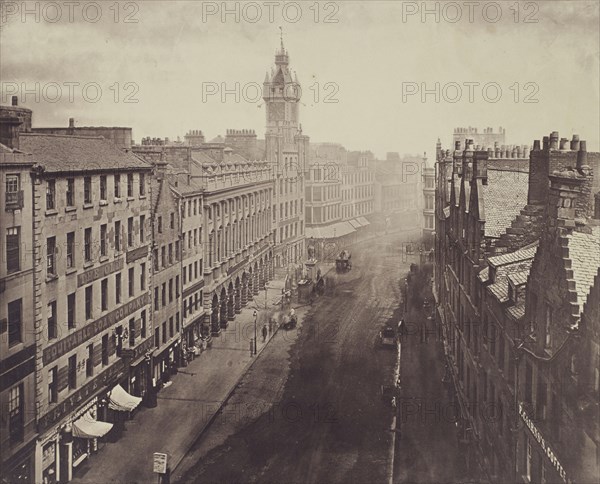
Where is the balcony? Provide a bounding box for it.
[5,190,24,211]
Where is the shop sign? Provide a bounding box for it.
[121,336,154,362]
[518,402,569,483]
[38,361,125,433]
[153,453,167,474]
[43,292,151,365]
[126,245,148,264]
[77,258,123,287]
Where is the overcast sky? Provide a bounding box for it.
[1,0,598,158]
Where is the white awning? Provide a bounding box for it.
[108,384,142,412]
[348,219,362,229]
[72,412,113,439]
[306,221,356,239]
[357,216,370,226]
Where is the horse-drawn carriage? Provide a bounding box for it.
[335,250,352,272]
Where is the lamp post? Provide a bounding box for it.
[253,310,258,355]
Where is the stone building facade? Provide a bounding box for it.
[0,104,37,482]
[433,131,600,483]
[14,130,153,483]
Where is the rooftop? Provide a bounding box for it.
[567,225,600,314]
[19,133,150,173]
[481,169,529,238]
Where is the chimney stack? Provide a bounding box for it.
[549,131,559,150]
[559,138,568,150]
[570,135,580,151]
[577,140,588,171]
[12,96,18,106]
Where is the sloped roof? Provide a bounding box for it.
[507,304,526,321]
[19,133,150,173]
[488,242,538,267]
[169,174,203,195]
[481,169,529,238]
[508,270,529,286]
[567,225,600,314]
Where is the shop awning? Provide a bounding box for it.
[108,384,142,412]
[357,217,370,226]
[72,412,113,439]
[348,219,362,229]
[306,221,356,239]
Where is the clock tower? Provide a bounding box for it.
[263,38,309,269]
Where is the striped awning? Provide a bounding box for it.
[108,384,142,412]
[348,219,362,229]
[72,412,113,439]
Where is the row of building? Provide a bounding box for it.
[432,129,600,483]
[0,41,422,483]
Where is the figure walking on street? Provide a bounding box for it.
[262,324,268,342]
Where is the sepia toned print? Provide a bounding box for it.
[0,2,598,484]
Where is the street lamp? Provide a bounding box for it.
[253,310,258,355]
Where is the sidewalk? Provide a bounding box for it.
[72,278,290,484]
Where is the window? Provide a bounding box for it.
[66,178,74,206]
[169,244,173,264]
[100,224,107,257]
[169,279,173,303]
[100,175,107,201]
[47,236,56,276]
[128,217,134,247]
[102,334,109,366]
[68,354,77,389]
[7,299,22,347]
[170,212,175,229]
[154,327,159,348]
[115,273,122,304]
[127,173,134,197]
[115,221,121,252]
[114,174,121,198]
[8,384,24,443]
[67,293,76,329]
[139,173,145,196]
[86,344,94,377]
[176,312,180,332]
[162,283,166,307]
[46,179,56,210]
[115,326,123,356]
[162,322,167,343]
[66,232,75,268]
[85,285,93,320]
[128,267,134,297]
[140,263,146,290]
[101,278,108,311]
[48,301,57,340]
[158,216,162,233]
[153,249,158,272]
[140,215,145,243]
[175,241,180,261]
[169,317,174,338]
[6,227,20,273]
[175,275,180,298]
[84,228,92,262]
[5,174,20,205]
[48,367,58,403]
[84,176,92,204]
[161,247,166,268]
[154,288,159,311]
[141,310,147,338]
[129,318,135,347]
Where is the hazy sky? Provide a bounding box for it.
[1,0,598,158]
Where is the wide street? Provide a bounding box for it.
[174,232,414,484]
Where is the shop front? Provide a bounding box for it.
[34,361,125,483]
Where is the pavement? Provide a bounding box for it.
[71,277,292,484]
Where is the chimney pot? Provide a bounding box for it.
[559,138,568,150]
[11,96,18,106]
[69,118,75,128]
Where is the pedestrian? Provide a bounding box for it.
[262,324,268,342]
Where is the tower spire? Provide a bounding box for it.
[279,26,284,52]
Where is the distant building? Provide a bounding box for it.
[452,126,506,149]
[32,118,133,150]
